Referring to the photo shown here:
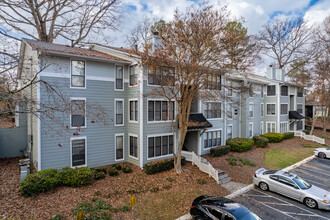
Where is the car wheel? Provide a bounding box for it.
[318,152,326,159]
[304,198,318,209]
[259,182,269,191]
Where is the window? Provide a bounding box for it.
[71,99,86,128]
[129,135,138,158]
[297,121,303,130]
[234,109,238,115]
[204,102,221,119]
[249,123,253,138]
[261,85,264,98]
[261,103,264,117]
[227,80,233,97]
[148,100,175,121]
[297,104,303,114]
[115,66,123,90]
[115,100,124,125]
[115,135,124,160]
[227,125,232,139]
[281,104,288,115]
[280,122,288,133]
[210,208,223,219]
[249,103,254,118]
[148,135,173,158]
[148,67,175,86]
[129,65,138,86]
[266,122,276,133]
[129,100,138,122]
[279,176,297,188]
[71,60,85,88]
[281,86,288,96]
[204,130,221,148]
[227,104,233,118]
[267,85,276,96]
[297,88,303,97]
[205,74,221,90]
[260,122,264,134]
[249,85,253,97]
[266,104,276,115]
[71,138,86,167]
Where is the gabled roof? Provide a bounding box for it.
[23,38,130,63]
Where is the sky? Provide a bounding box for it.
[110,0,330,47]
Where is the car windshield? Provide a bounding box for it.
[228,206,258,220]
[292,176,311,189]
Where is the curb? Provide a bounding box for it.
[225,184,255,199]
[282,155,315,172]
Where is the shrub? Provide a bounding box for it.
[72,198,111,220]
[69,167,93,187]
[120,206,129,212]
[108,166,119,176]
[50,214,63,220]
[58,167,77,186]
[144,157,186,175]
[210,145,231,157]
[112,164,122,170]
[283,132,294,140]
[197,179,206,184]
[252,136,269,148]
[94,170,106,180]
[303,130,310,135]
[122,165,132,173]
[261,133,285,143]
[95,167,107,174]
[226,138,254,152]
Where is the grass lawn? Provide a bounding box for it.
[264,147,314,170]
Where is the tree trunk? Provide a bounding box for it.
[310,105,317,135]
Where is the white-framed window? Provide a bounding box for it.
[261,85,264,98]
[297,88,303,97]
[71,60,86,88]
[71,98,86,128]
[115,99,124,125]
[227,80,233,97]
[148,67,175,86]
[267,85,276,96]
[204,102,222,119]
[260,121,264,135]
[227,125,232,139]
[281,104,288,115]
[281,86,288,96]
[205,73,221,90]
[266,104,276,116]
[148,100,175,122]
[249,103,254,118]
[71,137,87,167]
[129,135,138,159]
[280,122,288,133]
[297,120,303,130]
[129,65,138,86]
[129,100,138,122]
[115,134,124,161]
[148,134,173,159]
[266,122,276,133]
[261,103,264,117]
[249,122,253,138]
[115,65,124,90]
[204,130,222,149]
[297,104,303,114]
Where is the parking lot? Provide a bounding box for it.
[234,157,330,219]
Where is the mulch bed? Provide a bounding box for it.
[0,158,229,220]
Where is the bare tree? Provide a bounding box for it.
[0,0,120,46]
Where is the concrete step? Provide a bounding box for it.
[218,174,228,180]
[216,169,225,175]
[218,177,231,184]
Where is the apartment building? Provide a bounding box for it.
[18,39,305,170]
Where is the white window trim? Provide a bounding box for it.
[260,121,264,135]
[266,103,276,116]
[249,122,253,138]
[280,85,289,97]
[70,136,87,168]
[249,102,254,118]
[297,104,303,114]
[261,103,264,118]
[115,133,124,161]
[128,99,138,123]
[128,133,139,160]
[147,98,176,124]
[280,122,289,133]
[70,97,87,129]
[147,133,175,160]
[114,65,124,91]
[261,85,264,99]
[203,128,223,150]
[227,124,233,139]
[266,85,276,97]
[70,59,87,89]
[114,98,124,126]
[204,101,222,120]
[129,65,139,88]
[147,68,161,87]
[227,80,233,97]
[280,103,289,115]
[266,121,276,133]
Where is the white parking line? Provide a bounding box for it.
[284,212,322,217]
[243,194,272,198]
[294,176,328,187]
[263,202,295,206]
[296,166,330,177]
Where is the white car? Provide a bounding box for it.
[314,147,330,159]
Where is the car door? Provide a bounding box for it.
[209,208,223,220]
[267,175,281,192]
[277,176,301,200]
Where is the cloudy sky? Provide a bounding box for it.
[111,0,330,47]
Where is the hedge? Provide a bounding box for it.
[108,166,119,176]
[93,167,107,180]
[144,157,185,175]
[210,145,231,157]
[261,133,285,143]
[252,136,269,148]
[283,132,294,140]
[20,167,93,197]
[226,138,254,152]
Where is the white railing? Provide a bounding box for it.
[289,130,325,145]
[182,150,219,183]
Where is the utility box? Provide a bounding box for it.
[19,158,30,182]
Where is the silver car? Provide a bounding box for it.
[314,147,330,159]
[253,168,330,210]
